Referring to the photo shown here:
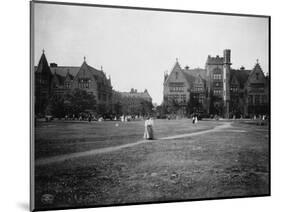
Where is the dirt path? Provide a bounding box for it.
[160,122,231,140]
[35,122,232,166]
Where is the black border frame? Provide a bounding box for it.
[30,1,271,211]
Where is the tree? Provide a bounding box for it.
[97,103,106,116]
[169,99,180,114]
[140,100,153,116]
[64,88,97,115]
[113,102,122,116]
[45,94,65,118]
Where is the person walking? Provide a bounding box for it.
[195,114,198,124]
[192,114,195,124]
[88,114,92,122]
[144,117,154,140]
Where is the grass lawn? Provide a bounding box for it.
[35,119,219,159]
[34,119,269,210]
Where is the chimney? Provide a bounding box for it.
[50,63,58,67]
[223,49,231,64]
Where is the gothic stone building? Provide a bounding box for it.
[163,49,269,118]
[35,51,112,115]
[112,88,153,116]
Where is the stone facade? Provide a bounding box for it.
[163,49,269,118]
[35,51,112,115]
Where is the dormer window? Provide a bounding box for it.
[65,82,71,89]
[175,72,178,79]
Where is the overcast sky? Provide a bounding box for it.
[34,3,269,104]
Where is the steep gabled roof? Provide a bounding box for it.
[173,60,182,71]
[89,68,107,84]
[251,62,263,74]
[77,61,108,84]
[245,62,266,86]
[197,74,206,85]
[65,70,74,81]
[52,72,66,85]
[165,60,207,87]
[230,69,250,89]
[50,67,79,77]
[230,73,239,85]
[35,52,52,76]
[164,60,184,83]
[183,68,207,80]
[86,64,106,78]
[182,72,196,85]
[64,61,110,87]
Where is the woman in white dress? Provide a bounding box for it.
[144,117,154,140]
[195,115,198,124]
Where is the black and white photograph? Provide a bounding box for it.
[30,1,270,211]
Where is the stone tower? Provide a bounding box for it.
[223,49,231,118]
[35,50,53,114]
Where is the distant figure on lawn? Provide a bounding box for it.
[144,117,154,140]
[88,114,92,122]
[192,114,198,124]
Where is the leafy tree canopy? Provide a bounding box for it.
[46,89,97,117]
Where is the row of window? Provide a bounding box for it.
[169,87,184,92]
[248,95,267,105]
[165,94,267,105]
[37,79,48,85]
[213,74,222,80]
[78,82,90,89]
[169,86,237,94]
[249,87,265,93]
[168,94,186,98]
[169,82,184,87]
[167,94,187,102]
[230,87,238,92]
[213,89,222,95]
[193,94,205,103]
[193,87,204,92]
[169,87,205,93]
[180,94,186,100]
